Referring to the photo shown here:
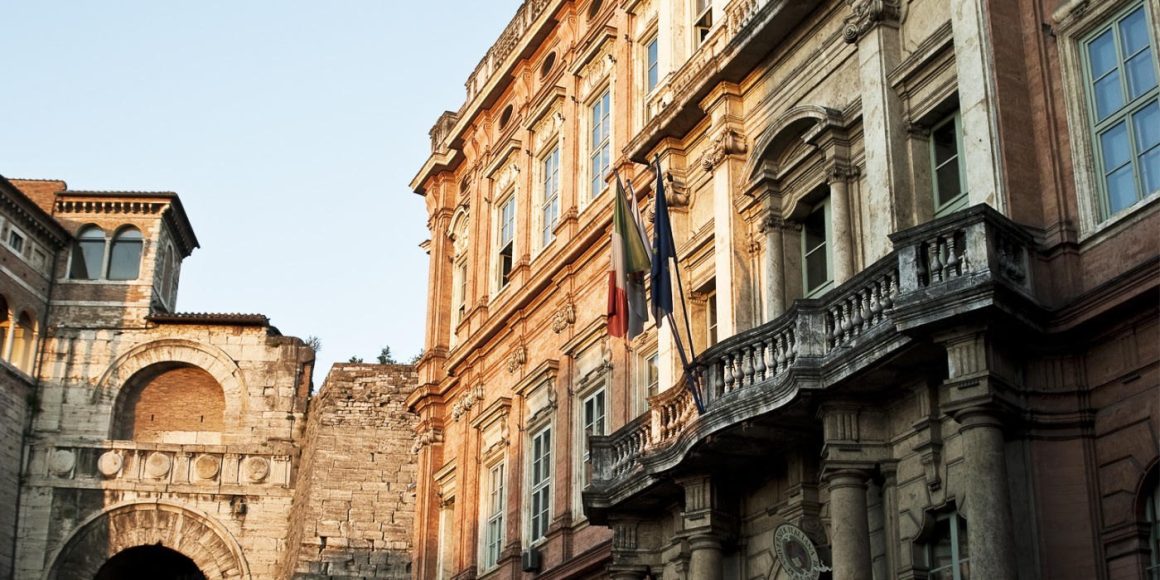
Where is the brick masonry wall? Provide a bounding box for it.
[116,365,226,440]
[282,363,419,579]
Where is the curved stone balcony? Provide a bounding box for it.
[583,205,1037,522]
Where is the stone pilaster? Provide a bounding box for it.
[677,474,731,580]
[827,164,858,285]
[954,406,1018,580]
[844,0,910,253]
[761,214,788,321]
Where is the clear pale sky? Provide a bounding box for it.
[0,1,521,382]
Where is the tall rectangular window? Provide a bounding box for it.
[497,195,515,288]
[645,36,659,93]
[707,291,719,347]
[931,112,968,216]
[541,147,561,248]
[693,0,713,47]
[482,462,505,569]
[1084,3,1159,217]
[802,201,832,297]
[528,427,552,542]
[580,389,606,487]
[590,90,612,199]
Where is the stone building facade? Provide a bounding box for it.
[412,0,1159,579]
[0,175,418,579]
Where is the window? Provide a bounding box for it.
[707,291,719,347]
[925,512,970,580]
[1084,3,1159,217]
[12,311,35,374]
[7,229,24,255]
[931,113,968,216]
[635,350,660,415]
[693,0,713,47]
[645,36,659,93]
[482,461,505,570]
[70,226,106,280]
[499,105,514,130]
[528,427,552,542]
[107,226,144,280]
[0,296,8,363]
[802,201,832,297]
[452,260,468,327]
[541,147,561,248]
[496,195,515,289]
[590,90,612,199]
[580,389,606,485]
[540,52,557,79]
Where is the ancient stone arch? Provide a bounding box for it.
[94,339,249,434]
[45,502,250,580]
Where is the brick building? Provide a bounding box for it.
[0,175,418,579]
[411,0,1158,579]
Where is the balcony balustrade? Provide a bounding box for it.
[588,206,1036,497]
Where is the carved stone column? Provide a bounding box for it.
[828,165,857,285]
[678,474,729,580]
[826,469,873,580]
[954,406,1017,580]
[761,215,787,320]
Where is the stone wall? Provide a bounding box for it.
[282,363,419,579]
[0,372,31,578]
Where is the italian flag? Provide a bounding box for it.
[608,175,651,339]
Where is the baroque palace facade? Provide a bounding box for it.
[411,0,1158,579]
[0,176,418,580]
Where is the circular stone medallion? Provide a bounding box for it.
[193,454,222,480]
[48,449,76,477]
[144,452,172,479]
[97,451,123,477]
[241,456,270,483]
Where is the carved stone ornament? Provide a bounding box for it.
[495,162,521,194]
[578,41,615,100]
[843,0,901,44]
[48,449,75,477]
[773,523,831,580]
[451,385,485,421]
[700,128,748,171]
[551,302,576,334]
[97,451,123,478]
[144,452,172,480]
[506,346,528,373]
[242,456,270,483]
[411,428,445,454]
[193,454,222,480]
[532,106,564,152]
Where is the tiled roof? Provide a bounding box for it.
[147,312,271,326]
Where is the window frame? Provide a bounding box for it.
[527,425,553,544]
[644,34,660,94]
[801,200,833,298]
[588,88,612,201]
[1057,0,1160,236]
[480,459,506,571]
[930,112,969,217]
[539,146,561,252]
[924,511,970,580]
[69,225,108,281]
[1082,2,1159,219]
[495,192,516,291]
[692,0,713,49]
[107,225,144,281]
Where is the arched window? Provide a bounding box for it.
[70,225,106,280]
[107,226,143,281]
[12,311,35,373]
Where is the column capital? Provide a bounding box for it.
[826,162,860,184]
[699,127,747,172]
[821,466,874,489]
[843,0,902,44]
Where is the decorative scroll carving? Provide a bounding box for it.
[700,128,748,171]
[411,428,445,454]
[495,162,521,193]
[578,42,615,100]
[843,0,901,44]
[506,345,527,373]
[551,302,576,333]
[451,385,485,421]
[532,106,565,152]
[827,163,861,183]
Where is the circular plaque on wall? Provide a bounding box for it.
[241,456,270,483]
[193,454,222,480]
[48,450,75,477]
[144,452,172,479]
[774,523,829,580]
[97,451,123,477]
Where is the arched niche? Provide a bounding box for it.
[112,362,225,444]
[96,339,249,437]
[45,502,250,580]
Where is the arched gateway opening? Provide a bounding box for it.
[94,545,206,580]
